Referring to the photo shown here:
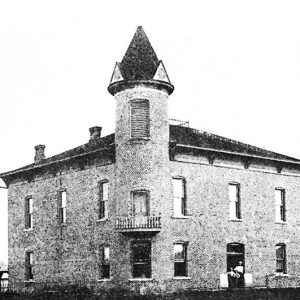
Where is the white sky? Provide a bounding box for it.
[1,0,300,264]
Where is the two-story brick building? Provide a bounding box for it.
[2,26,300,293]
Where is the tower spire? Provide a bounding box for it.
[108,26,174,95]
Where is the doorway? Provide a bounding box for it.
[227,243,245,288]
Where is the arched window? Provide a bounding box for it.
[131,190,149,217]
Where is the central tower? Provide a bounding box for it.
[108,27,174,281]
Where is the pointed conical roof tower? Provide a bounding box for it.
[108,26,174,95]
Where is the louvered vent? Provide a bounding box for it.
[130,100,150,138]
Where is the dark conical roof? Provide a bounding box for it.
[119,26,160,80]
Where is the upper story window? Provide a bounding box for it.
[228,183,241,220]
[275,188,286,222]
[58,191,67,224]
[173,177,187,217]
[276,243,286,274]
[132,190,149,217]
[174,243,188,277]
[25,197,33,229]
[130,99,150,139]
[25,251,34,281]
[99,244,110,279]
[99,181,109,220]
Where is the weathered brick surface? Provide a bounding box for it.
[6,83,300,293]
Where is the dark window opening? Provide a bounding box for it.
[25,197,33,229]
[276,244,286,273]
[99,245,110,279]
[275,189,286,222]
[25,252,33,281]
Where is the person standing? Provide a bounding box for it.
[234,261,244,287]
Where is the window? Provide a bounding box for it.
[132,190,149,217]
[99,181,108,219]
[25,251,33,281]
[132,241,151,278]
[276,244,286,273]
[173,178,186,217]
[275,189,286,222]
[58,191,67,224]
[228,183,241,220]
[99,245,110,279]
[174,243,188,277]
[130,99,150,139]
[25,197,33,229]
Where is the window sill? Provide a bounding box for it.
[229,218,242,222]
[97,278,111,282]
[129,278,153,282]
[275,273,289,277]
[24,228,34,232]
[129,137,151,143]
[275,221,287,225]
[173,276,191,280]
[172,215,190,219]
[96,218,108,223]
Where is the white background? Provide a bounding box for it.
[1,0,300,266]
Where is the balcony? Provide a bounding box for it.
[116,216,161,235]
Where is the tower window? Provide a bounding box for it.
[228,183,241,220]
[275,188,286,222]
[130,99,150,138]
[99,181,109,220]
[132,190,149,217]
[25,197,33,229]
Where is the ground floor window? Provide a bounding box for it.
[99,245,110,279]
[25,251,33,281]
[174,243,188,277]
[276,243,286,274]
[132,241,151,278]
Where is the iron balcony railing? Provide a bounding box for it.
[116,215,161,230]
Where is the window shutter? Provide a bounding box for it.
[130,100,149,138]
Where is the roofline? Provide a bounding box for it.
[108,79,174,96]
[0,144,115,178]
[175,143,300,166]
